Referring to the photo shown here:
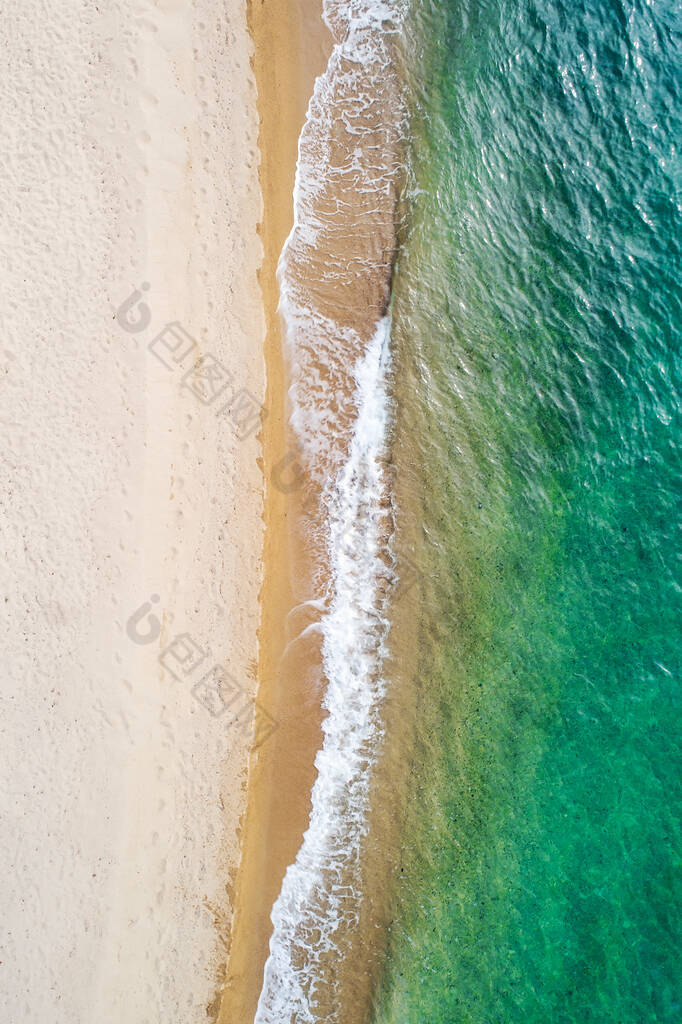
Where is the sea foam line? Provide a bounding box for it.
[255,0,406,1014]
[254,316,394,1023]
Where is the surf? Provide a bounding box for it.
[254,0,409,1017]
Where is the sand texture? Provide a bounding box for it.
[216,0,333,1018]
[1,2,265,1021]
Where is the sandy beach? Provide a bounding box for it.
[5,0,671,1021]
[2,1,266,1021]
[216,0,332,1019]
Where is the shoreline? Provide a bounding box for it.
[216,0,332,1019]
[217,0,419,1017]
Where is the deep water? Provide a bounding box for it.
[375,0,682,1020]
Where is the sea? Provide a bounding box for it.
[254,0,681,1020]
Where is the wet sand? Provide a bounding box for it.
[216,0,415,1015]
[216,0,332,1020]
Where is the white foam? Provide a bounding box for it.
[255,316,394,1024]
[255,0,408,1016]
[276,0,408,476]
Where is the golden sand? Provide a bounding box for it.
[215,1,331,1020]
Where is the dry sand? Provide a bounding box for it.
[1,1,265,1021]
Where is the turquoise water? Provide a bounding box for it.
[376,0,682,1020]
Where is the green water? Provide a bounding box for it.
[377,0,682,1020]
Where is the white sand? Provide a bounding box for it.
[0,2,264,1021]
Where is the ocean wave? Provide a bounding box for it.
[277,0,408,476]
[255,0,409,1014]
[255,317,394,1023]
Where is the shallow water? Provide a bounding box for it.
[255,0,681,1019]
[253,0,407,1018]
[375,0,682,1019]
